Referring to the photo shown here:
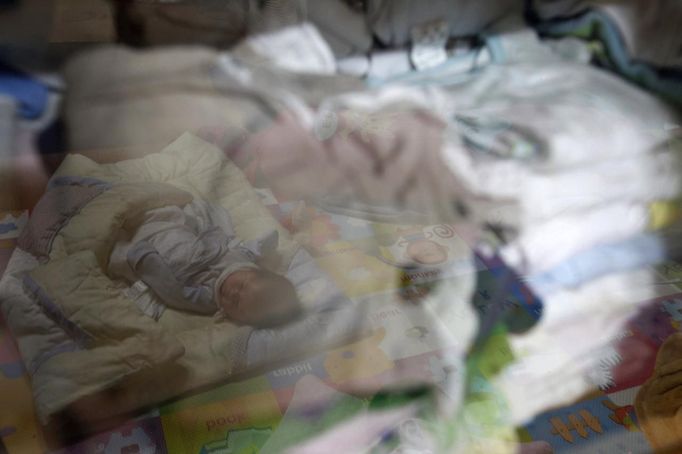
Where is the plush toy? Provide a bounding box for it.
[635,333,682,452]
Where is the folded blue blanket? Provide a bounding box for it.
[526,233,666,295]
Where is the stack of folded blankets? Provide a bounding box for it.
[215,24,682,439]
[58,19,682,451]
[434,31,682,424]
[215,25,682,452]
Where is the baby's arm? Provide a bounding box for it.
[126,241,217,315]
[230,230,280,260]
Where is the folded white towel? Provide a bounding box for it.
[502,202,651,274]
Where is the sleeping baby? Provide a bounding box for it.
[108,199,302,328]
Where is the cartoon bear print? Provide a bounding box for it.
[379,224,460,268]
[324,328,394,383]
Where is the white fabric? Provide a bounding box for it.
[441,64,680,168]
[496,270,667,424]
[501,202,650,275]
[444,145,681,223]
[237,22,338,75]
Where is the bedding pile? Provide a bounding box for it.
[2,2,682,452]
[222,22,682,452]
[55,19,682,451]
[425,29,682,425]
[217,20,682,429]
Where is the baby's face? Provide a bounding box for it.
[218,269,298,327]
[219,270,264,325]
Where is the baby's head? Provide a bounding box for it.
[217,268,302,328]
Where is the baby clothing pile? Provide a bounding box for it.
[426,31,682,424]
[270,26,682,453]
[56,13,682,451]
[204,23,682,452]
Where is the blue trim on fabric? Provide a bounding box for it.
[22,274,94,349]
[527,233,666,295]
[0,223,16,234]
[28,340,82,375]
[23,180,110,258]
